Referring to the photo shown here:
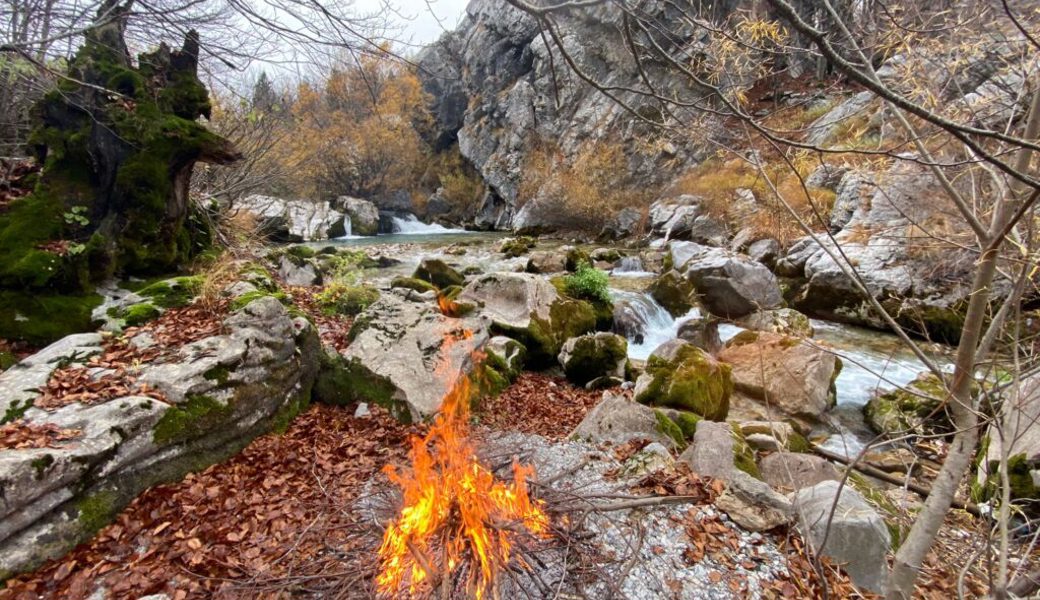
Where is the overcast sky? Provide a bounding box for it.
[362,0,471,46]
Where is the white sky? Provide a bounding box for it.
[360,0,471,46]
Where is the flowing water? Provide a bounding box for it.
[315,221,952,454]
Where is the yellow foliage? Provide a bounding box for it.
[671,155,836,243]
[519,138,651,231]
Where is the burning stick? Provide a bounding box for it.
[376,328,550,599]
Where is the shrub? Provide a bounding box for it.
[563,263,610,304]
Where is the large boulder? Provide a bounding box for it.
[571,391,675,448]
[716,471,793,532]
[633,340,731,420]
[276,254,322,287]
[793,481,891,594]
[333,196,380,236]
[317,290,492,421]
[976,372,1040,501]
[599,207,642,240]
[458,272,596,366]
[676,316,722,354]
[239,195,347,242]
[558,332,628,387]
[669,242,783,318]
[718,331,840,430]
[0,297,319,578]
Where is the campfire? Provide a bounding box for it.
[376,329,550,599]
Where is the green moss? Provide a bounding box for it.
[564,247,591,272]
[138,276,203,309]
[153,394,233,446]
[674,411,702,439]
[229,290,290,312]
[313,353,407,420]
[0,291,102,344]
[121,302,161,326]
[561,334,627,386]
[974,453,1039,503]
[270,381,312,435]
[315,284,378,316]
[31,454,55,479]
[0,351,17,371]
[635,344,731,420]
[75,490,120,537]
[500,236,536,258]
[731,427,760,479]
[863,372,952,437]
[203,365,231,386]
[654,410,686,449]
[286,245,317,260]
[786,431,812,453]
[649,271,696,317]
[391,277,437,293]
[2,399,31,424]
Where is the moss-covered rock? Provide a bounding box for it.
[413,258,464,289]
[499,236,536,258]
[564,246,592,272]
[0,291,102,345]
[558,332,628,386]
[649,270,696,317]
[137,275,203,308]
[634,340,731,420]
[391,276,438,294]
[863,372,951,438]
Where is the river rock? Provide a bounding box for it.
[760,453,842,492]
[676,316,722,354]
[413,258,465,289]
[571,391,675,448]
[319,290,491,421]
[600,207,642,240]
[718,331,840,430]
[648,270,697,317]
[736,308,814,338]
[525,250,568,274]
[746,238,780,268]
[977,371,1040,499]
[677,420,736,479]
[238,194,347,242]
[276,254,322,287]
[793,481,891,594]
[716,471,793,532]
[634,340,731,420]
[669,241,782,318]
[485,336,526,379]
[458,272,596,366]
[558,332,628,387]
[332,196,379,236]
[0,297,319,578]
[612,299,649,344]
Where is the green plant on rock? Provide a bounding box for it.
[563,263,610,304]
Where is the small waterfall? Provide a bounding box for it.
[612,256,653,277]
[611,290,700,360]
[343,215,352,236]
[391,214,464,235]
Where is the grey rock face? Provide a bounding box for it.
[675,316,722,354]
[0,296,319,578]
[759,453,842,492]
[338,290,490,420]
[793,481,891,594]
[238,194,347,241]
[746,238,780,269]
[716,471,793,532]
[277,255,322,287]
[571,391,674,448]
[678,420,735,480]
[333,196,380,236]
[669,241,782,318]
[600,207,642,240]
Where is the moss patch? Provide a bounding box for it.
[560,334,627,386]
[0,291,102,344]
[391,276,437,293]
[153,394,233,446]
[649,271,696,317]
[635,344,731,420]
[137,276,203,309]
[75,489,120,537]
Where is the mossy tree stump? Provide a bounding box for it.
[0,0,239,343]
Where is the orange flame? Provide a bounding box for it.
[376,329,549,599]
